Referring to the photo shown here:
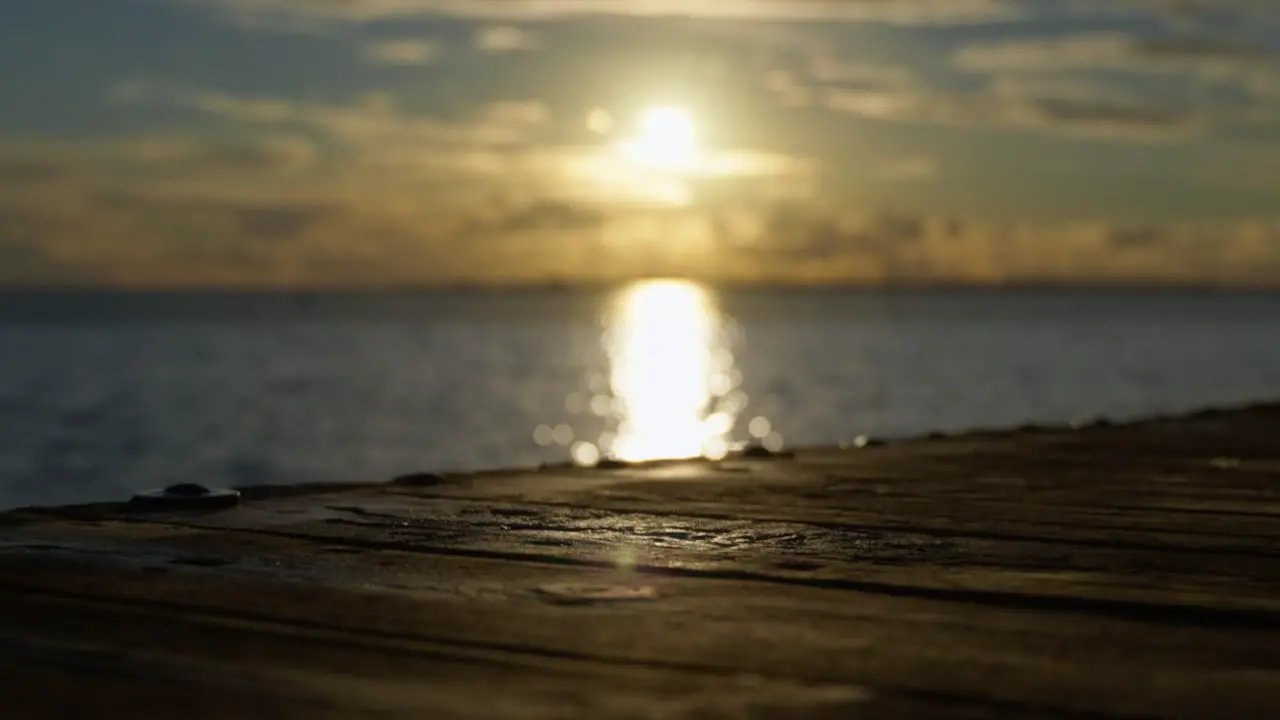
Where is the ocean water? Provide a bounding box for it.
[2,284,1279,510]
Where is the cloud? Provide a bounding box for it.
[763,70,815,108]
[1195,144,1280,195]
[97,82,810,213]
[0,142,618,286]
[954,31,1280,111]
[475,25,538,53]
[764,54,915,107]
[183,92,297,122]
[233,203,340,239]
[719,203,1280,286]
[104,135,317,173]
[947,30,1280,138]
[123,85,551,152]
[1243,70,1280,100]
[986,74,1140,107]
[481,100,550,127]
[0,134,319,204]
[11,44,1279,290]
[806,56,917,88]
[1026,97,1194,134]
[878,156,938,181]
[957,33,1137,74]
[195,0,1021,26]
[1126,0,1280,30]
[746,21,1247,142]
[4,137,1280,287]
[955,32,1275,75]
[363,39,441,65]
[824,87,1201,141]
[450,198,607,242]
[115,82,813,210]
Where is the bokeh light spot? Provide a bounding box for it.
[552,423,575,446]
[571,441,601,467]
[748,416,772,439]
[533,424,555,446]
[763,432,785,453]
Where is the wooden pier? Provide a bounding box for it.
[3,406,1279,718]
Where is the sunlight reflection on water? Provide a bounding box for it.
[6,291,1280,509]
[608,280,724,461]
[534,279,780,465]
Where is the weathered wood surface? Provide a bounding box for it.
[2,405,1280,718]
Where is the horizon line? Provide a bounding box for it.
[3,279,1280,295]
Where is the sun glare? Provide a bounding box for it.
[534,279,777,465]
[606,280,730,462]
[620,106,699,170]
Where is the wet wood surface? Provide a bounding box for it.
[2,405,1279,718]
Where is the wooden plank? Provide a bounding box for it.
[2,403,1279,718]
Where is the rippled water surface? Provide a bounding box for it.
[2,286,1279,509]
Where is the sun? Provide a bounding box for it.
[620,106,699,170]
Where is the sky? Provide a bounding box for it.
[2,0,1280,287]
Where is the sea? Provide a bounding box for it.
[2,283,1279,511]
